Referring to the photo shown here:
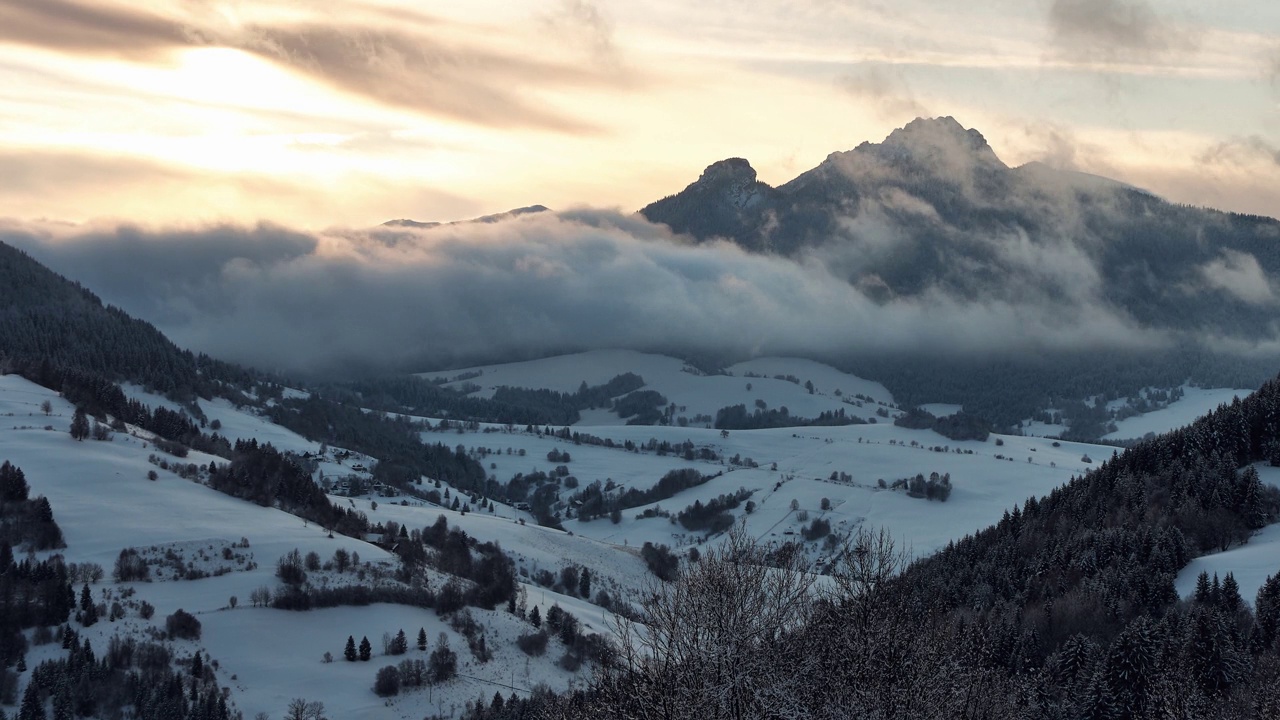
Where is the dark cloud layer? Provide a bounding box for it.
[835,65,929,120]
[0,0,191,59]
[0,0,616,132]
[1047,0,1191,64]
[1199,136,1280,168]
[2,209,1184,375]
[235,24,602,132]
[0,149,188,197]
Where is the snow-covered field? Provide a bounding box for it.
[1174,463,1280,605]
[919,403,962,418]
[1102,386,1252,441]
[421,350,900,426]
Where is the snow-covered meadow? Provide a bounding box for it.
[3,350,1278,718]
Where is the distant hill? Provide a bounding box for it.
[383,204,550,229]
[0,240,257,405]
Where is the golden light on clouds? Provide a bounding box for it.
[0,0,1276,227]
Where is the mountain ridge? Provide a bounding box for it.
[383,204,550,229]
[640,116,1280,341]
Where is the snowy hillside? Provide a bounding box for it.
[5,361,1279,719]
[1102,386,1253,441]
[1174,463,1280,604]
[422,350,899,426]
[0,374,610,719]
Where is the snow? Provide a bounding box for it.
[0,374,606,719]
[919,403,961,418]
[1020,420,1068,438]
[201,396,319,452]
[9,362,1271,719]
[421,350,900,426]
[1102,386,1251,441]
[1174,463,1280,605]
[421,417,1098,563]
[725,357,894,405]
[1176,524,1280,608]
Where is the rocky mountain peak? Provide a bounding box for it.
[695,157,757,186]
[857,116,1006,171]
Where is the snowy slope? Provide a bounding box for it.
[919,403,962,418]
[17,362,1271,719]
[414,416,1099,562]
[421,350,900,426]
[1173,463,1280,605]
[0,374,606,720]
[1102,386,1252,441]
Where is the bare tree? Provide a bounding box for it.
[284,698,326,720]
[595,521,819,720]
[824,525,913,630]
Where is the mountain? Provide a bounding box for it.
[383,204,550,229]
[640,118,1280,432]
[641,116,1280,338]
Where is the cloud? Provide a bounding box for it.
[541,0,623,70]
[0,148,481,227]
[0,0,618,132]
[1046,0,1193,65]
[1200,249,1275,305]
[835,65,929,121]
[230,24,605,132]
[2,210,1173,375]
[0,149,189,198]
[0,0,191,59]
[1198,136,1280,168]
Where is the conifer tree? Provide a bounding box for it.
[1257,572,1280,650]
[1220,573,1242,612]
[359,636,372,661]
[69,407,90,441]
[0,461,29,502]
[1194,571,1211,603]
[18,681,44,720]
[344,635,357,662]
[80,584,97,626]
[417,627,428,651]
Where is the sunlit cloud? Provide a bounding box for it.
[0,0,626,132]
[0,0,1275,226]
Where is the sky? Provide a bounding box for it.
[2,0,1279,228]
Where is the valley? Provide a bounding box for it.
[4,346,1276,718]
